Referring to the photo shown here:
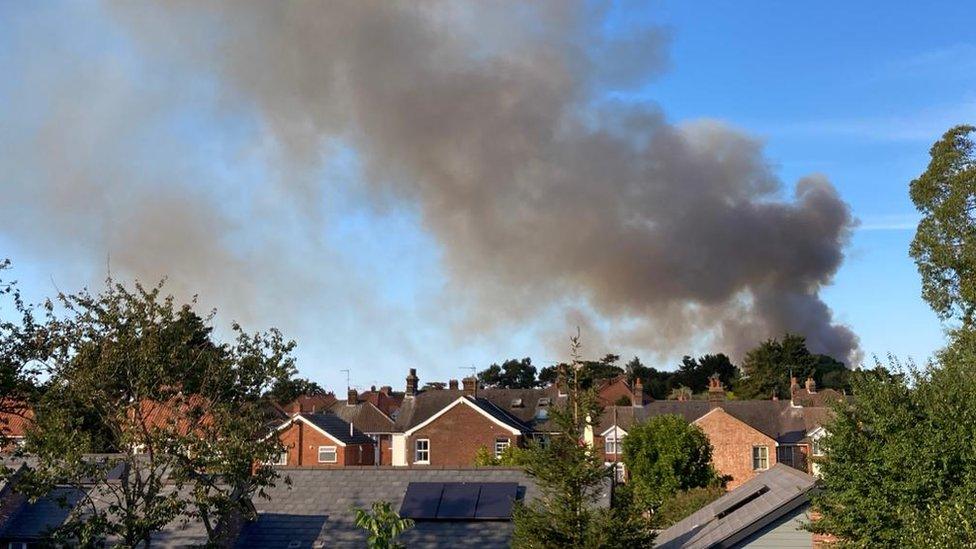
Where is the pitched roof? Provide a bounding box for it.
[296,413,374,445]
[235,468,606,548]
[655,464,817,549]
[596,400,830,444]
[393,387,563,432]
[0,486,86,540]
[283,393,338,414]
[328,401,396,434]
[0,401,33,438]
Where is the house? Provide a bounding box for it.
[655,463,818,548]
[790,377,845,408]
[328,389,398,465]
[595,375,646,407]
[390,373,556,467]
[595,382,833,488]
[273,413,375,467]
[0,403,32,451]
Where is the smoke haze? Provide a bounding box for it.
[0,1,860,375]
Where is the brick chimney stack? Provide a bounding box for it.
[405,368,419,397]
[347,388,357,406]
[631,378,644,407]
[805,377,817,393]
[380,385,391,395]
[462,377,478,397]
[708,374,725,406]
[790,376,800,397]
[449,379,459,390]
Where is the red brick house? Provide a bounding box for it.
[329,388,399,465]
[282,393,338,415]
[273,413,375,467]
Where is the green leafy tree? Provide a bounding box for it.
[513,333,654,548]
[811,344,976,546]
[735,333,846,399]
[266,376,327,405]
[621,414,722,515]
[474,444,529,467]
[651,485,725,528]
[20,279,295,547]
[353,501,415,549]
[478,357,539,389]
[0,259,43,448]
[672,354,738,394]
[909,125,976,326]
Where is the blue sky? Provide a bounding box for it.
[1,2,973,390]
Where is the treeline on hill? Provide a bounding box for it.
[476,333,851,400]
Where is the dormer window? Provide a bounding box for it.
[537,397,551,407]
[511,398,523,408]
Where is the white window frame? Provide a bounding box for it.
[604,434,625,456]
[415,438,430,464]
[318,445,338,463]
[266,450,288,466]
[752,445,769,471]
[494,437,510,458]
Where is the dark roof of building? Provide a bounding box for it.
[655,464,817,549]
[598,400,832,444]
[298,413,374,445]
[236,468,607,548]
[393,387,564,432]
[0,486,86,540]
[328,401,396,434]
[283,393,338,414]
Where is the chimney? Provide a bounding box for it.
[347,388,357,406]
[462,377,478,397]
[708,374,725,406]
[405,368,419,397]
[448,379,459,390]
[631,378,644,407]
[556,364,568,397]
[790,376,800,396]
[805,377,817,393]
[380,385,391,395]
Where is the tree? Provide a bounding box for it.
[810,346,976,546]
[735,333,827,399]
[266,376,326,405]
[512,334,654,548]
[539,353,625,391]
[20,279,295,547]
[621,414,722,517]
[909,125,976,326]
[672,354,738,394]
[0,259,45,452]
[478,357,539,389]
[353,501,415,549]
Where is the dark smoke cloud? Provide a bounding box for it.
[2,1,860,368]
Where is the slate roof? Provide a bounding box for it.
[597,400,832,444]
[655,463,817,549]
[237,468,602,548]
[0,486,86,541]
[328,401,396,434]
[393,387,564,432]
[299,413,374,445]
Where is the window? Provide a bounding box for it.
[415,438,430,463]
[752,445,769,470]
[604,432,626,455]
[776,445,794,467]
[267,451,288,466]
[812,437,825,456]
[318,446,337,463]
[494,437,510,458]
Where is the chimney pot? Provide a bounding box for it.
[405,368,419,397]
[805,377,816,393]
[708,374,725,406]
[631,378,644,407]
[380,385,391,395]
[449,379,459,390]
[462,377,478,397]
[347,388,357,406]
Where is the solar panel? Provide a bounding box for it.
[474,482,518,519]
[437,483,480,519]
[399,482,444,519]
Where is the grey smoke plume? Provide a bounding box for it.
[1,1,860,366]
